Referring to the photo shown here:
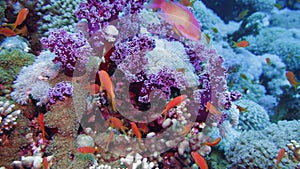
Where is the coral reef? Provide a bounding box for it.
[48,81,73,105]
[0,1,5,22]
[270,8,300,29]
[1,0,300,168]
[10,51,59,105]
[226,120,300,169]
[0,48,35,87]
[235,99,270,131]
[35,0,81,35]
[245,27,300,78]
[0,100,21,144]
[40,29,92,76]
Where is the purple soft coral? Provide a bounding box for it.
[75,0,147,33]
[48,81,73,105]
[111,35,156,82]
[75,0,126,32]
[40,29,91,76]
[138,66,188,103]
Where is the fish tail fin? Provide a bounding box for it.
[121,128,127,136]
[294,82,300,90]
[231,41,237,48]
[4,23,15,29]
[111,98,117,112]
[161,109,168,120]
[144,0,165,9]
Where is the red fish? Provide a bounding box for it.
[99,70,117,112]
[12,8,29,30]
[106,116,127,135]
[0,27,16,37]
[202,137,221,147]
[191,152,208,169]
[38,113,46,141]
[232,40,249,48]
[161,95,188,119]
[131,122,142,143]
[43,156,48,169]
[147,0,201,41]
[276,148,285,169]
[286,71,300,90]
[78,147,98,154]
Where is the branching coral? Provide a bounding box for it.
[0,100,21,144]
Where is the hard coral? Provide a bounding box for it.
[245,27,300,78]
[235,99,270,131]
[41,29,92,76]
[0,100,21,143]
[35,0,81,35]
[0,48,35,85]
[226,120,300,169]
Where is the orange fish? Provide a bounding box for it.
[106,131,114,150]
[179,0,196,6]
[12,8,29,30]
[0,27,16,37]
[206,102,222,116]
[99,70,117,112]
[106,116,127,135]
[276,148,285,169]
[179,122,193,135]
[232,40,249,48]
[266,57,271,65]
[38,113,46,141]
[78,147,98,154]
[161,95,188,119]
[43,156,48,169]
[147,0,201,41]
[191,152,208,169]
[237,9,249,20]
[236,105,248,112]
[286,71,300,90]
[131,122,142,143]
[86,84,100,94]
[202,137,221,147]
[138,123,149,133]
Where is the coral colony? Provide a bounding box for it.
[0,0,300,169]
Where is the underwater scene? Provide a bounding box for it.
[0,0,300,168]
